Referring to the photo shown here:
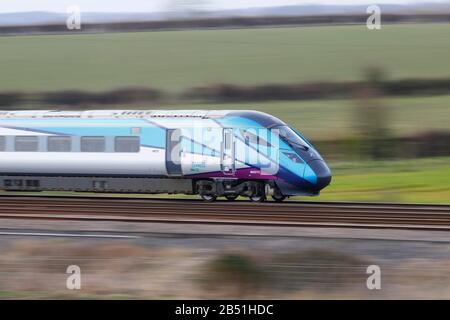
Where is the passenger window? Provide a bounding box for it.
[48,136,71,152]
[81,136,105,152]
[0,136,5,151]
[115,136,140,153]
[15,136,38,152]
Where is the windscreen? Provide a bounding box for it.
[275,126,310,149]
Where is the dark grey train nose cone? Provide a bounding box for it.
[308,160,332,190]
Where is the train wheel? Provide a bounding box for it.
[249,195,266,202]
[225,195,238,201]
[200,194,217,202]
[271,194,286,202]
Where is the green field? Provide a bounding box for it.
[306,157,450,203]
[1,23,450,92]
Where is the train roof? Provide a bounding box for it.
[0,109,286,128]
[0,110,225,119]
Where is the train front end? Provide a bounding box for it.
[223,110,332,199]
[273,125,332,197]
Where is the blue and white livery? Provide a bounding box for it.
[0,110,331,202]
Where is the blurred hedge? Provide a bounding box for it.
[0,87,164,107]
[2,78,450,107]
[315,131,450,161]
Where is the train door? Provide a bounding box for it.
[221,128,236,175]
[166,129,183,176]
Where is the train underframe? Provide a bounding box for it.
[0,175,286,202]
[195,178,285,202]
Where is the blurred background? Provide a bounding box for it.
[1,0,449,203]
[0,0,449,299]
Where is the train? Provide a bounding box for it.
[0,110,331,202]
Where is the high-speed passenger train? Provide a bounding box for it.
[0,110,331,202]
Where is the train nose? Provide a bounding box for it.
[308,160,332,190]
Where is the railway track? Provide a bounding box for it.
[0,195,449,231]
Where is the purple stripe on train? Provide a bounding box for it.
[187,167,278,180]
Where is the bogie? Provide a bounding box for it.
[196,179,269,202]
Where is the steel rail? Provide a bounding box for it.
[0,195,449,231]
